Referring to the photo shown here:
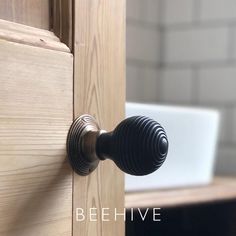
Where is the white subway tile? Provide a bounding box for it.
[127,24,160,63]
[198,66,236,104]
[145,0,160,24]
[218,108,232,144]
[215,146,236,175]
[127,0,143,21]
[200,0,236,21]
[164,27,228,63]
[159,68,193,104]
[126,64,142,102]
[162,0,194,25]
[126,66,160,102]
[142,68,161,102]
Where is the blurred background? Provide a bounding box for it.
[125,1,236,235]
[126,0,236,176]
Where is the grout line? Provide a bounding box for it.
[161,19,236,31]
[127,58,160,69]
[127,19,159,30]
[128,58,236,70]
[162,59,236,69]
[128,18,236,30]
[152,100,236,109]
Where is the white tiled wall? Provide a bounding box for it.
[127,24,160,63]
[198,66,236,104]
[127,65,160,102]
[126,0,236,175]
[200,0,236,21]
[160,68,193,104]
[126,0,143,21]
[218,108,232,144]
[216,146,236,175]
[145,0,160,24]
[164,27,229,63]
[162,0,194,25]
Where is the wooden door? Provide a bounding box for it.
[0,1,125,235]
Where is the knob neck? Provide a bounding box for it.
[96,132,113,160]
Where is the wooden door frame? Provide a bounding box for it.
[53,0,126,235]
[52,0,73,51]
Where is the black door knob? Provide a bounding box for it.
[67,115,168,176]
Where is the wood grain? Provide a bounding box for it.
[52,0,73,50]
[0,40,73,235]
[0,19,69,52]
[73,0,126,235]
[0,0,51,30]
[0,19,57,39]
[125,177,236,209]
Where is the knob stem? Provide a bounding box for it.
[96,132,113,160]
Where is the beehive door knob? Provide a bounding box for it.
[67,115,168,176]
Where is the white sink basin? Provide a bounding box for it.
[125,102,220,191]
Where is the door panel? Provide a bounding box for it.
[0,19,69,53]
[0,0,51,29]
[73,0,125,235]
[0,0,126,235]
[0,35,73,235]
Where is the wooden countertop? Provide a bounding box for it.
[125,177,236,209]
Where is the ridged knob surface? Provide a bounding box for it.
[96,116,168,176]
